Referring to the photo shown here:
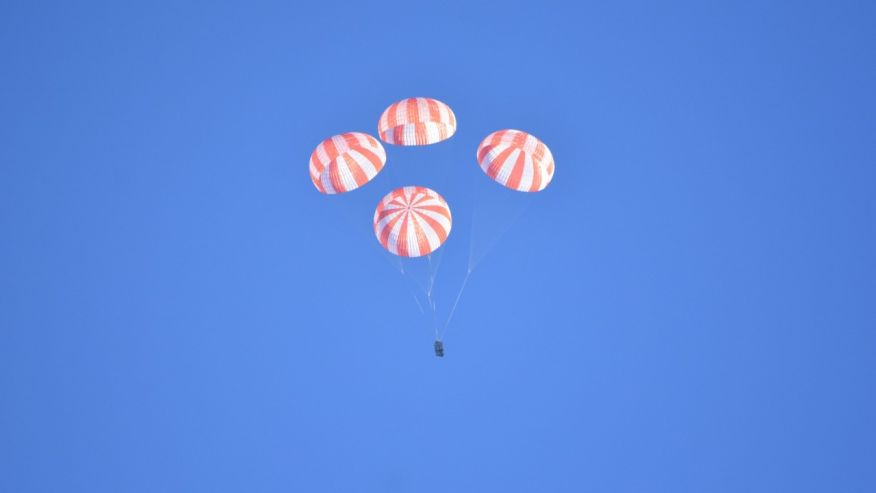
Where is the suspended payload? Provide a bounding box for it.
[309,132,386,194]
[476,129,555,192]
[374,186,452,257]
[378,97,457,146]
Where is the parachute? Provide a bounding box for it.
[309,132,386,194]
[378,98,457,146]
[373,186,452,257]
[309,100,557,357]
[476,129,555,192]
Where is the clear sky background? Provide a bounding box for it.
[2,1,875,492]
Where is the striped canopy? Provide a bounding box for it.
[476,129,555,192]
[378,98,456,146]
[373,186,452,257]
[309,132,386,194]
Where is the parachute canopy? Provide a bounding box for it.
[309,132,386,194]
[374,186,452,257]
[378,97,457,146]
[476,129,555,192]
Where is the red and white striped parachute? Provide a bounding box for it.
[374,186,452,257]
[378,98,457,146]
[309,132,386,194]
[476,129,555,192]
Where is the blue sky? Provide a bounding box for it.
[2,1,875,492]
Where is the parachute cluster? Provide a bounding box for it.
[309,97,555,258]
